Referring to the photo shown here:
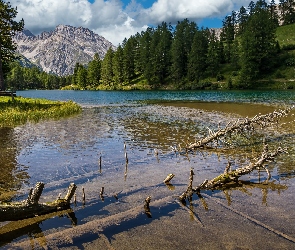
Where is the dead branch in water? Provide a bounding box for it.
[179,168,195,204]
[187,106,294,150]
[0,182,77,221]
[163,173,175,184]
[193,144,287,192]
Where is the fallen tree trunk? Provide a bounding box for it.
[187,106,294,150]
[193,145,286,192]
[0,182,77,221]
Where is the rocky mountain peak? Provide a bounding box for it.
[13,25,115,76]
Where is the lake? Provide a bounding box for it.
[1,90,295,249]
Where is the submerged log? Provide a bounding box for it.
[0,182,77,221]
[193,145,286,191]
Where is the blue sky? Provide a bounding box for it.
[8,0,276,46]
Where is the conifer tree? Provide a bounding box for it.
[123,36,136,84]
[150,22,172,84]
[0,0,24,90]
[282,0,295,25]
[187,29,208,83]
[113,45,124,87]
[138,28,153,83]
[221,12,236,63]
[76,66,87,89]
[101,47,114,88]
[239,1,277,87]
[237,6,249,35]
[269,0,279,26]
[206,30,220,78]
[87,53,101,88]
[170,19,197,83]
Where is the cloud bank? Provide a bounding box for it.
[9,0,274,45]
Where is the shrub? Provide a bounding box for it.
[274,70,285,78]
[216,73,225,81]
[281,44,295,50]
[285,57,295,66]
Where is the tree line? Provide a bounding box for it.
[2,0,295,90]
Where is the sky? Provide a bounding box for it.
[7,0,276,46]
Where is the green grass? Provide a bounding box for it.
[0,96,82,127]
[276,23,295,47]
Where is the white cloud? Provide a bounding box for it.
[8,0,277,46]
[138,0,258,24]
[11,0,93,33]
[93,17,148,46]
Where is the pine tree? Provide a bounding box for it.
[206,30,220,78]
[237,6,249,35]
[150,22,172,84]
[87,53,101,88]
[187,29,208,83]
[220,12,236,63]
[76,66,87,89]
[283,0,295,25]
[0,0,24,90]
[23,66,42,89]
[269,0,279,26]
[248,1,256,15]
[123,36,136,84]
[101,47,114,88]
[170,19,197,83]
[133,33,141,75]
[113,45,124,87]
[6,61,23,90]
[239,1,277,87]
[73,62,83,86]
[138,27,154,83]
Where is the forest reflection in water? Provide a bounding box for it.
[0,97,295,248]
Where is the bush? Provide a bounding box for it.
[216,72,225,81]
[231,71,238,77]
[274,70,285,78]
[191,80,218,90]
[285,57,295,66]
[281,44,295,50]
[227,77,233,89]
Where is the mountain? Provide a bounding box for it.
[13,25,115,76]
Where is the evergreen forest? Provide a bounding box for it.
[4,0,295,90]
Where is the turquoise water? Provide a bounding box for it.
[17,89,295,106]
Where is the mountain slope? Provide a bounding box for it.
[13,25,115,76]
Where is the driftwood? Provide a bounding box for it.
[179,168,195,204]
[178,144,286,209]
[163,173,175,183]
[144,196,152,218]
[175,106,294,210]
[0,182,77,221]
[194,144,286,191]
[187,106,294,150]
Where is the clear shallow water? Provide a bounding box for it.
[17,89,295,106]
[1,90,295,249]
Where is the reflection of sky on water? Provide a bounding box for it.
[7,100,293,192]
[1,90,295,248]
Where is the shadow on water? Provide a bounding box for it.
[3,176,289,248]
[57,202,180,249]
[0,209,77,247]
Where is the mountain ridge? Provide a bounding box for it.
[13,24,116,76]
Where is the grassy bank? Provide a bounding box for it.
[0,96,82,127]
